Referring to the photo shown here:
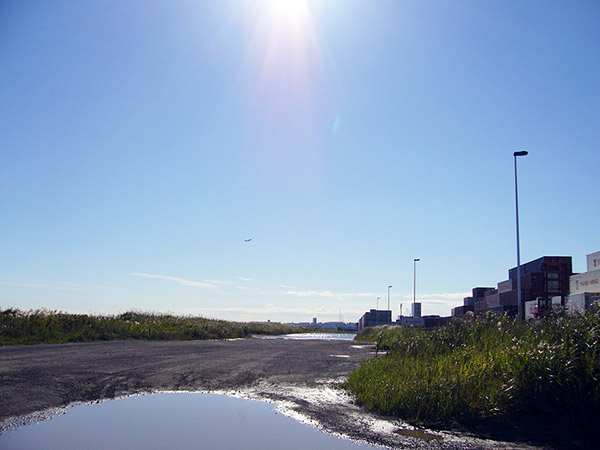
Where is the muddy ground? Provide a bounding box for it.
[0,338,555,449]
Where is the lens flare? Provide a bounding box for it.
[239,0,330,175]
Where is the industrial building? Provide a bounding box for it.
[357,309,392,331]
[569,251,600,295]
[453,256,573,319]
[396,302,425,327]
[360,252,596,329]
[422,315,451,328]
[566,250,600,314]
[509,256,572,299]
[452,287,494,317]
[358,302,449,330]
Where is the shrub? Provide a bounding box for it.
[345,311,600,439]
[0,308,313,344]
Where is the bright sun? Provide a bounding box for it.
[243,0,325,113]
[265,0,310,18]
[241,0,326,163]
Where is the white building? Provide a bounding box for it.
[567,250,600,313]
[396,302,424,327]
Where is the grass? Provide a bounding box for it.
[0,308,316,345]
[344,309,600,445]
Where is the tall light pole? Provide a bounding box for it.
[377,297,380,310]
[387,285,392,311]
[413,258,420,313]
[514,150,528,322]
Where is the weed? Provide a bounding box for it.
[0,308,314,344]
[345,311,600,442]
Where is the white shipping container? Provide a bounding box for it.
[567,293,587,315]
[551,296,562,308]
[525,300,539,320]
[586,251,600,272]
[570,270,600,294]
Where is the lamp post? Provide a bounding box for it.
[514,150,528,322]
[377,297,380,310]
[413,258,420,313]
[387,285,392,311]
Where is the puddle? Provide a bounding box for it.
[265,332,357,340]
[0,393,383,450]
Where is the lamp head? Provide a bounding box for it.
[514,150,528,157]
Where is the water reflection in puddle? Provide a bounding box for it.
[269,333,357,340]
[1,393,382,450]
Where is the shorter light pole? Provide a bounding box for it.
[413,258,420,313]
[377,297,380,310]
[388,285,392,311]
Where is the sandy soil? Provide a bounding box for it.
[0,338,551,449]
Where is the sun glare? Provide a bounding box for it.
[266,0,310,18]
[238,0,328,174]
[245,0,323,110]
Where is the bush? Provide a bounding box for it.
[0,308,312,344]
[345,311,600,440]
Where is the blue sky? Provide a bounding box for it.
[2,0,599,322]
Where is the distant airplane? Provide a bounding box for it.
[244,239,252,242]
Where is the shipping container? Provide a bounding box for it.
[586,251,600,272]
[570,270,600,294]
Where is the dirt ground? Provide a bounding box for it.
[0,338,553,449]
[0,338,372,421]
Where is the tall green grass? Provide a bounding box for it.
[0,308,314,344]
[344,310,600,440]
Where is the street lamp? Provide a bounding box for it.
[413,258,420,313]
[377,297,380,310]
[514,150,528,321]
[387,285,392,311]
